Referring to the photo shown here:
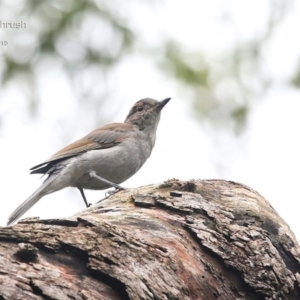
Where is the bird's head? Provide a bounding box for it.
[125,98,171,132]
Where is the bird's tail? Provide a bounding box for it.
[7,178,54,226]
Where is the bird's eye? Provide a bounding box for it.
[137,106,144,112]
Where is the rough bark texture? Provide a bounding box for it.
[0,179,300,300]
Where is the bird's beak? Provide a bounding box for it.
[156,97,171,111]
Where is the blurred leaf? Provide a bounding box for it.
[163,41,209,87]
[231,105,248,134]
[291,62,300,88]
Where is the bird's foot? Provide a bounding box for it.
[105,187,125,198]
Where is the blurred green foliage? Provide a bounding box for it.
[0,0,297,133]
[0,0,136,116]
[291,61,300,88]
[160,0,293,134]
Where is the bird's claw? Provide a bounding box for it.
[105,187,125,198]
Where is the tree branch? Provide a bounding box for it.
[0,179,299,299]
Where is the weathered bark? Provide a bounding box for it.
[0,179,300,300]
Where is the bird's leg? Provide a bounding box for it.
[78,187,92,207]
[89,171,125,196]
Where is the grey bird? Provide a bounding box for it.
[7,97,171,226]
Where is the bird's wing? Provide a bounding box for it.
[30,123,132,173]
